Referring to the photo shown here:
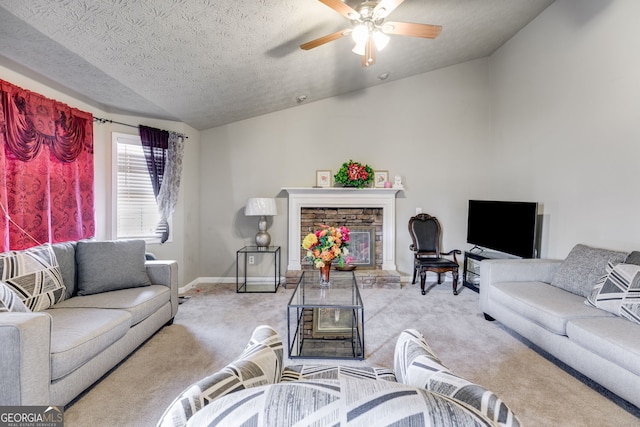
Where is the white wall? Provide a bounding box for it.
[490,0,640,258]
[199,58,493,278]
[0,65,201,285]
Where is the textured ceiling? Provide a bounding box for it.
[0,0,554,130]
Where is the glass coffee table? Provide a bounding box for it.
[287,270,364,360]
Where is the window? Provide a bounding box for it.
[112,132,163,241]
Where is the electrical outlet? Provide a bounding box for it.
[248,256,255,265]
[416,207,422,214]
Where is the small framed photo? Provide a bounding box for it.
[316,170,331,187]
[374,170,389,188]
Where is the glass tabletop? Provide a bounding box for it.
[288,270,362,308]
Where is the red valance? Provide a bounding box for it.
[0,80,92,162]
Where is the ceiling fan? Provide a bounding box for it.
[300,0,442,67]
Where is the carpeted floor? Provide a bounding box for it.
[64,281,640,426]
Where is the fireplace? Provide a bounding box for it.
[283,187,401,274]
[300,208,381,269]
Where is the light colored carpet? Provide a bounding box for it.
[64,281,640,426]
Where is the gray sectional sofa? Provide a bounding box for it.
[0,239,178,407]
[479,244,640,408]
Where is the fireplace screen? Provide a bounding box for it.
[348,226,375,268]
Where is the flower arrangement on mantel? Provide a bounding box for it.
[334,160,374,188]
[302,225,352,268]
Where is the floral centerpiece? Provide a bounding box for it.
[302,225,352,269]
[334,160,374,188]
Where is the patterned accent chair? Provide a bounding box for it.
[158,326,521,427]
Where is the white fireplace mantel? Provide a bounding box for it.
[282,187,401,271]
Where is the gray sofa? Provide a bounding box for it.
[479,244,640,408]
[0,239,179,407]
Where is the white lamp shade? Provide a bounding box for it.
[373,30,390,51]
[245,198,277,216]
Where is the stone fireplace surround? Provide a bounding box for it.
[283,187,401,288]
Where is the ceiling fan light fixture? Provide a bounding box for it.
[373,30,390,51]
[352,41,366,56]
[352,24,368,45]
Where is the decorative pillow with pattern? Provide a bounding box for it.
[586,263,640,325]
[550,244,628,298]
[394,329,522,427]
[0,280,29,312]
[157,325,283,427]
[0,244,65,311]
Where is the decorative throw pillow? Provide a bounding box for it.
[76,240,151,296]
[550,244,628,298]
[0,244,65,311]
[586,263,640,325]
[0,280,30,312]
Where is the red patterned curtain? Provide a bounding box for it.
[0,80,95,251]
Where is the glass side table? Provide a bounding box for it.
[236,246,281,293]
[287,270,364,359]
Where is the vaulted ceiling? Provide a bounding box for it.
[0,0,554,130]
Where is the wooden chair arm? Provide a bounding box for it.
[442,249,462,263]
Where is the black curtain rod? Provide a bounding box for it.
[93,116,188,138]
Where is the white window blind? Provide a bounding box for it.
[113,133,162,240]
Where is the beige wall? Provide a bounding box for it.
[489,0,640,258]
[199,58,493,278]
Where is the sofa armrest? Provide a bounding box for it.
[157,325,283,427]
[394,329,521,427]
[479,258,563,314]
[146,260,179,318]
[0,312,51,405]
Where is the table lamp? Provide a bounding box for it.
[245,197,277,249]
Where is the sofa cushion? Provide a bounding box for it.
[158,325,283,427]
[0,243,65,311]
[76,240,151,296]
[586,263,640,325]
[186,377,497,427]
[52,241,78,299]
[51,285,170,325]
[567,316,640,377]
[48,307,131,381]
[492,281,614,335]
[0,280,29,312]
[281,365,396,382]
[550,244,627,298]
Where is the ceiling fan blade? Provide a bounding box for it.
[374,0,405,19]
[300,29,350,50]
[383,21,442,39]
[319,0,360,20]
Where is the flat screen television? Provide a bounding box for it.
[466,200,540,258]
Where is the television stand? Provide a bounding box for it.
[463,250,517,293]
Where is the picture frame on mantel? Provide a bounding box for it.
[316,170,331,188]
[374,170,389,188]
